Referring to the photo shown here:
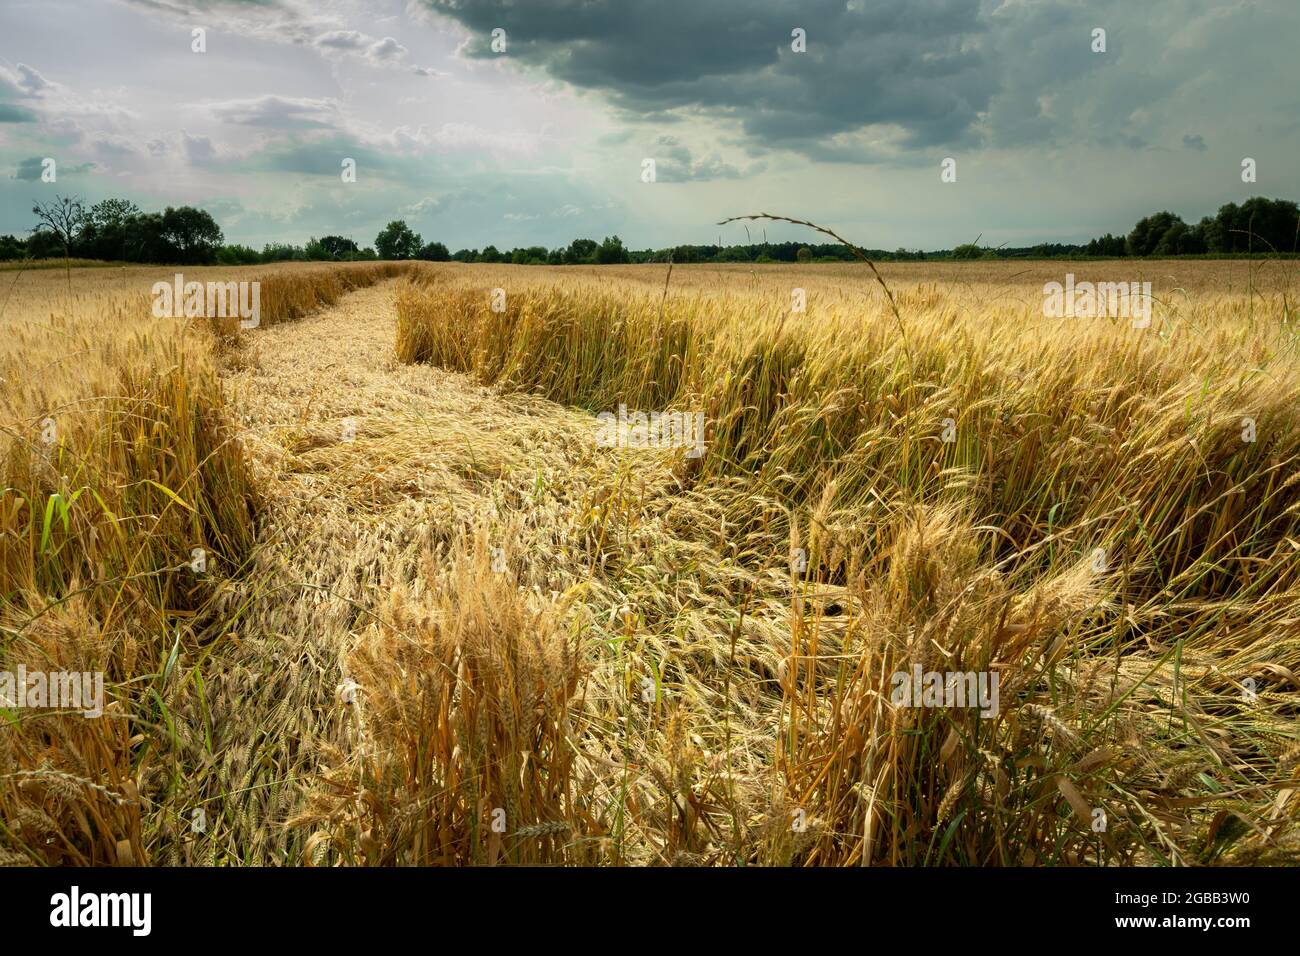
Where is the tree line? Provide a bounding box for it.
[0,195,391,266]
[1083,197,1299,257]
[4,196,227,264]
[3,195,1297,266]
[955,197,1299,260]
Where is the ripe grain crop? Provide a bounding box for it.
[384,256,1300,864]
[2,255,1297,867]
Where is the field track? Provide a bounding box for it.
[177,280,597,862]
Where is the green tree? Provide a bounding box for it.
[375,220,422,260]
[217,244,261,265]
[1126,211,1183,257]
[510,245,547,265]
[1208,198,1300,254]
[1151,220,1205,256]
[79,198,143,261]
[595,235,629,264]
[0,234,25,261]
[160,206,224,264]
[26,230,63,259]
[563,238,598,264]
[1085,233,1127,257]
[262,242,306,262]
[312,235,360,259]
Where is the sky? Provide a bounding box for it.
[1,0,1296,252]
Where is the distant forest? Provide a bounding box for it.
[2,195,1296,267]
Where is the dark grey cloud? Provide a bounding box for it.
[13,156,93,180]
[0,104,38,123]
[13,157,45,180]
[648,134,747,181]
[426,0,996,154]
[422,0,1300,164]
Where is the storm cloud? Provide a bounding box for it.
[428,0,996,153]
[422,0,1299,162]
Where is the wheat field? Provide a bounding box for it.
[2,256,1298,866]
